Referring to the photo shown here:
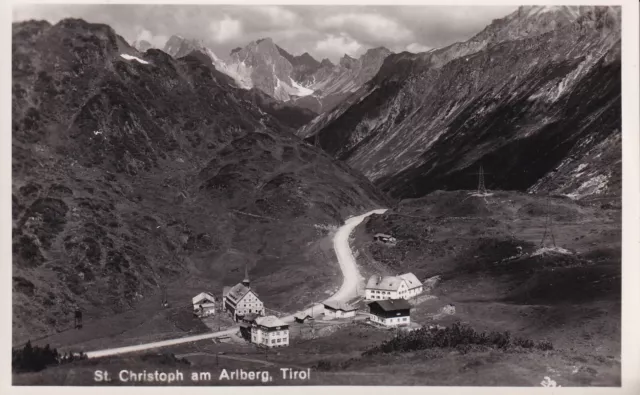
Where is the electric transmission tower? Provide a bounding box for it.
[539,195,557,248]
[477,165,487,195]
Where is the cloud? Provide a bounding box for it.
[405,43,432,53]
[315,33,363,59]
[134,29,167,48]
[254,6,300,27]
[317,13,413,43]
[209,15,242,43]
[12,5,520,62]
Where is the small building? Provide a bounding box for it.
[368,299,411,327]
[192,292,216,317]
[239,313,259,340]
[322,300,357,319]
[251,316,289,348]
[374,233,397,244]
[222,268,265,321]
[365,272,423,300]
[294,312,313,323]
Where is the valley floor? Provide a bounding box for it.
[13,191,621,386]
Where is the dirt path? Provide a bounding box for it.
[85,327,237,359]
[281,208,387,322]
[85,208,386,357]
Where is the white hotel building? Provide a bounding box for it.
[251,316,289,348]
[365,272,423,301]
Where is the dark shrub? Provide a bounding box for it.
[536,340,554,351]
[513,337,535,348]
[12,341,59,372]
[363,323,550,356]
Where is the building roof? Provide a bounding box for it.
[192,292,216,305]
[242,313,259,322]
[366,274,405,291]
[375,233,393,238]
[399,273,422,289]
[369,299,412,312]
[255,316,287,328]
[222,286,232,296]
[225,282,257,302]
[294,312,312,320]
[323,300,357,311]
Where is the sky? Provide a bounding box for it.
[12,4,518,62]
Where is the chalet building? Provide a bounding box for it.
[322,300,357,319]
[368,299,412,327]
[294,312,313,323]
[365,272,423,300]
[251,316,289,348]
[374,233,397,244]
[192,292,216,317]
[222,269,264,321]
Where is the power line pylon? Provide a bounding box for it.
[539,195,557,248]
[477,165,487,195]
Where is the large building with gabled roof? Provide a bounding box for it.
[222,267,264,321]
[368,299,412,327]
[365,272,423,301]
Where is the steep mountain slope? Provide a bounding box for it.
[162,37,317,130]
[165,35,392,113]
[12,18,389,341]
[300,6,621,200]
[292,47,393,113]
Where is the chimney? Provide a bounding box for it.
[242,264,250,288]
[377,275,382,285]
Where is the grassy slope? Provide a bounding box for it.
[12,19,388,347]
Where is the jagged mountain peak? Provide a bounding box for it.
[319,58,334,68]
[256,37,274,45]
[364,46,392,56]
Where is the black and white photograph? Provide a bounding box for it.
[7,0,639,389]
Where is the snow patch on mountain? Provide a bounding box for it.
[290,78,314,96]
[120,54,149,64]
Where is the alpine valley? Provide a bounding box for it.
[12,4,622,387]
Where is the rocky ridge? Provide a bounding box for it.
[298,6,621,200]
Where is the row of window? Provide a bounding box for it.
[386,317,409,323]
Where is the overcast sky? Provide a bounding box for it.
[13,5,518,62]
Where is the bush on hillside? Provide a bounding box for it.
[12,341,87,373]
[363,323,553,356]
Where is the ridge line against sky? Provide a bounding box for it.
[12,4,517,62]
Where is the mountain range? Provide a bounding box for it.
[299,5,621,200]
[12,18,387,339]
[12,4,622,341]
[157,35,393,113]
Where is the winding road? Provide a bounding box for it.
[85,208,387,359]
